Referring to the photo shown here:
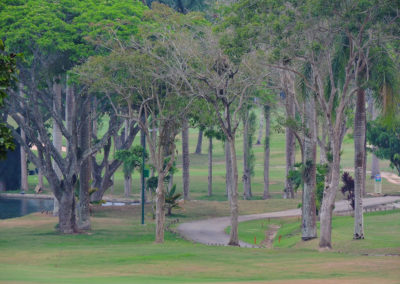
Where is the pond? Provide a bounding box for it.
[0,197,53,219]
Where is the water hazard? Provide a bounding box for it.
[0,197,53,219]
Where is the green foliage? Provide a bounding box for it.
[115,145,148,176]
[367,119,400,175]
[288,162,328,215]
[0,40,18,159]
[145,0,210,13]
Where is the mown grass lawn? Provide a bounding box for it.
[1,207,399,283]
[237,210,400,255]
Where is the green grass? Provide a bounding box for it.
[1,209,400,283]
[5,111,400,283]
[236,210,400,255]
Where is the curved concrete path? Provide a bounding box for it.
[177,196,400,248]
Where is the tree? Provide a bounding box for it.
[182,116,190,200]
[1,0,147,233]
[77,3,203,242]
[0,40,17,160]
[115,145,148,197]
[367,119,400,176]
[242,110,256,199]
[263,104,271,199]
[175,28,268,245]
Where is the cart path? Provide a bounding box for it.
[177,196,400,248]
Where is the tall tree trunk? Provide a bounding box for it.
[38,168,44,190]
[123,119,131,197]
[242,111,252,199]
[281,69,296,199]
[256,106,264,145]
[319,119,328,164]
[368,97,380,178]
[302,95,317,240]
[57,182,78,234]
[225,140,233,200]
[52,77,62,216]
[195,129,203,154]
[124,173,132,198]
[228,136,239,246]
[319,139,341,249]
[19,86,28,192]
[155,171,166,243]
[353,88,365,239]
[208,135,213,197]
[20,129,28,192]
[284,90,296,199]
[182,118,190,200]
[263,105,271,199]
[65,76,74,153]
[78,98,91,230]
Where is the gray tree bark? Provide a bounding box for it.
[282,71,296,199]
[52,77,62,216]
[242,111,252,199]
[195,129,203,154]
[228,136,239,246]
[20,129,28,192]
[78,98,91,230]
[123,119,132,197]
[302,95,317,240]
[155,171,166,243]
[182,117,190,200]
[19,86,28,192]
[368,97,380,178]
[319,120,328,164]
[225,140,233,200]
[256,106,264,145]
[353,88,365,239]
[263,105,271,199]
[38,168,44,190]
[208,135,213,196]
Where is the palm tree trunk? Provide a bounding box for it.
[195,129,203,154]
[208,135,213,196]
[354,88,365,239]
[263,105,271,199]
[302,95,317,240]
[182,117,190,200]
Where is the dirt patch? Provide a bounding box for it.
[260,224,280,248]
